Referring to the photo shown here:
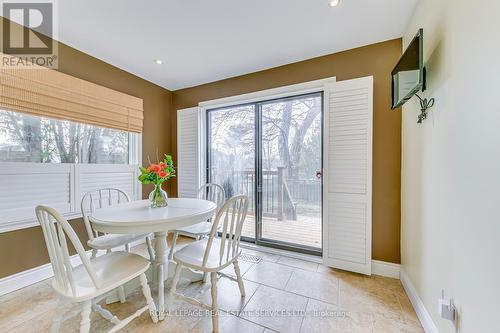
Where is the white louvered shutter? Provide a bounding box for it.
[177,107,203,198]
[0,164,72,228]
[74,164,138,203]
[323,76,373,275]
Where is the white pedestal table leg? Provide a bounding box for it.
[154,231,168,321]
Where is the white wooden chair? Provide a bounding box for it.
[168,183,225,260]
[168,195,249,333]
[81,188,154,261]
[35,205,158,333]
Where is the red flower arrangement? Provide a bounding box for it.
[138,154,175,208]
[138,154,175,185]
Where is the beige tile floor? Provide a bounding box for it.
[0,240,423,333]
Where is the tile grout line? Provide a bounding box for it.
[393,288,412,326]
[242,258,342,306]
[4,293,81,333]
[237,282,309,333]
[241,245,322,264]
[298,297,310,333]
[283,269,294,289]
[244,276,340,309]
[235,283,285,333]
[258,256,322,274]
[215,308,270,333]
[237,283,261,317]
[275,262,319,273]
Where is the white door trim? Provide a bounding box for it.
[198,76,336,110]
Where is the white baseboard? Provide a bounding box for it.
[400,268,439,333]
[371,259,401,279]
[0,239,146,297]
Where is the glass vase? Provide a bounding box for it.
[149,183,168,208]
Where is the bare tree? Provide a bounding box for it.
[288,99,320,178]
[210,96,320,179]
[49,120,80,163]
[1,110,129,164]
[261,97,320,178]
[0,112,45,162]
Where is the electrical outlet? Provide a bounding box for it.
[438,290,456,322]
[438,298,456,321]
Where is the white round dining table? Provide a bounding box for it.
[90,198,217,321]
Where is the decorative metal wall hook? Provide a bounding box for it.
[415,94,435,123]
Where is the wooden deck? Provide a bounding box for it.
[241,214,322,249]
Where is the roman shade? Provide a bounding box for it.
[0,53,143,133]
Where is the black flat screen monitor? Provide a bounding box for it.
[391,29,425,109]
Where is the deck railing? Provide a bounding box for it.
[215,168,320,221]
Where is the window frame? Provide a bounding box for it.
[206,93,324,255]
[0,126,142,233]
[0,109,135,164]
[200,77,335,256]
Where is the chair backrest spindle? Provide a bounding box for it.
[81,188,131,241]
[98,189,103,208]
[202,195,249,268]
[36,205,101,297]
[197,183,225,213]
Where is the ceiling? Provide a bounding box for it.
[56,0,418,90]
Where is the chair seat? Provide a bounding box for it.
[53,252,149,301]
[173,238,240,272]
[87,233,150,250]
[173,221,212,237]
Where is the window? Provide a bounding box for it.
[208,104,256,238]
[0,109,130,164]
[0,109,141,233]
[207,93,323,253]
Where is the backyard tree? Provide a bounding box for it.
[0,110,129,163]
[210,95,321,179]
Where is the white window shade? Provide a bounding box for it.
[0,163,139,233]
[0,164,72,227]
[75,164,139,205]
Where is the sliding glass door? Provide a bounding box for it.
[207,104,256,239]
[207,92,323,254]
[259,95,322,250]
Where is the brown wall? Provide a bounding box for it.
[172,39,402,264]
[0,34,401,278]
[0,18,174,278]
[56,45,174,194]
